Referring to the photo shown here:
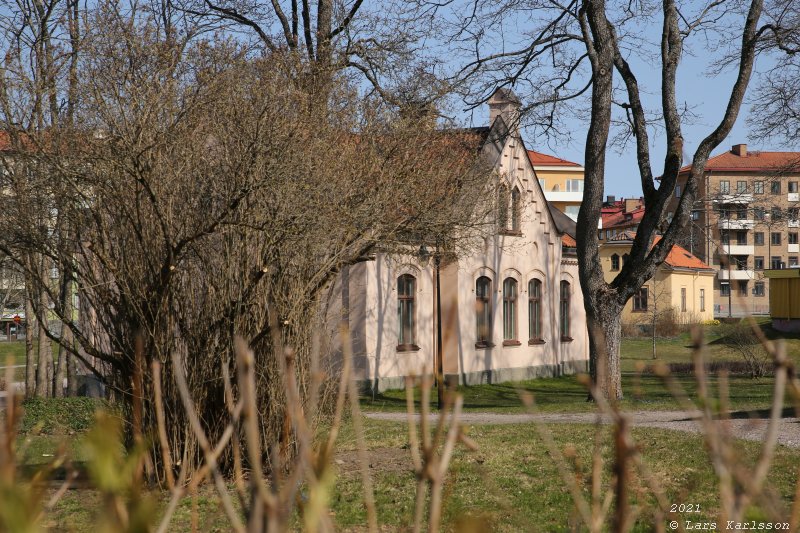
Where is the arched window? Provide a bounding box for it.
[498,184,509,230]
[397,274,417,349]
[528,279,543,343]
[503,278,518,342]
[560,281,571,341]
[476,277,493,347]
[511,187,521,231]
[610,254,620,271]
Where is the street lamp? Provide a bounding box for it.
[418,242,444,410]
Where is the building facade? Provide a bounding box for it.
[599,232,715,326]
[343,91,590,392]
[528,151,585,222]
[671,144,800,317]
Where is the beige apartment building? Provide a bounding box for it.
[671,144,800,317]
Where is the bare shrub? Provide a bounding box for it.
[721,323,772,378]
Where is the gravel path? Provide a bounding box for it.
[365,410,800,448]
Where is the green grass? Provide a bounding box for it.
[0,340,63,381]
[362,320,800,414]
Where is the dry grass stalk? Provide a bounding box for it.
[405,371,472,533]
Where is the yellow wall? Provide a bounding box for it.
[534,167,584,193]
[768,278,800,319]
[599,243,715,323]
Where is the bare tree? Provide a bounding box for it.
[446,0,779,399]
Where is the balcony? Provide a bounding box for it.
[713,193,753,204]
[789,193,800,202]
[790,244,800,253]
[718,269,755,280]
[721,244,755,255]
[718,219,754,230]
[544,191,583,203]
[790,220,800,228]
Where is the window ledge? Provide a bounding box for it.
[502,340,521,347]
[396,344,421,353]
[631,309,648,313]
[528,339,546,346]
[475,341,495,349]
[499,230,523,236]
[560,336,573,343]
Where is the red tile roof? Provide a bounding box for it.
[527,150,582,167]
[680,148,800,173]
[601,206,645,229]
[561,234,576,247]
[606,232,712,271]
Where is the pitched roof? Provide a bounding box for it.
[561,234,576,247]
[547,203,577,238]
[606,232,712,271]
[680,148,800,173]
[601,206,645,229]
[527,150,582,167]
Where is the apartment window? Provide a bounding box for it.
[528,279,543,343]
[754,232,764,245]
[681,287,687,312]
[560,281,571,341]
[566,179,584,192]
[598,230,603,240]
[502,278,518,343]
[755,256,765,270]
[736,206,747,220]
[738,281,748,296]
[754,282,765,297]
[772,256,783,269]
[721,230,730,245]
[791,257,799,267]
[754,207,766,221]
[397,275,417,349]
[736,231,747,245]
[790,207,800,220]
[611,253,620,271]
[772,207,783,220]
[720,282,730,297]
[772,181,781,194]
[692,210,700,221]
[675,185,681,198]
[633,287,648,312]
[771,232,782,246]
[538,178,546,190]
[734,256,748,270]
[476,277,493,347]
[790,182,799,193]
[737,181,747,193]
[700,289,706,312]
[606,230,612,239]
[754,181,764,194]
[791,233,799,245]
[720,180,730,193]
[719,206,731,219]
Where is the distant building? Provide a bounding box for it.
[528,150,584,222]
[670,144,800,317]
[599,231,715,326]
[341,90,590,392]
[598,196,645,241]
[764,268,800,332]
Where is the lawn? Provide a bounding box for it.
[21,417,800,531]
[361,320,800,414]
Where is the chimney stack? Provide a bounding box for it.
[732,144,747,157]
[488,88,521,132]
[606,195,616,204]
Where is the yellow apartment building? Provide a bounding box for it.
[600,232,716,326]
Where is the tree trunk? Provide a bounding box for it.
[586,298,623,401]
[35,287,51,397]
[54,273,73,397]
[24,292,36,397]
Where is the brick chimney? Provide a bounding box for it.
[488,88,521,132]
[732,144,747,157]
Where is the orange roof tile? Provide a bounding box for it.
[527,150,582,167]
[607,232,712,271]
[561,234,576,247]
[680,148,800,173]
